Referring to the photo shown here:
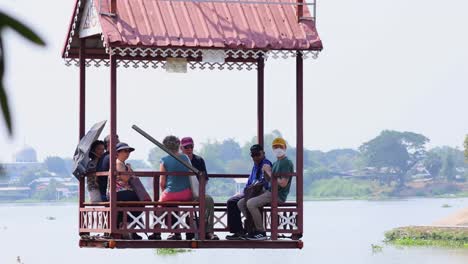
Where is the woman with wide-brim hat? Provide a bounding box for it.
[109,142,143,240]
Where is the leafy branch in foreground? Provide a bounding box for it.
[0,10,46,135]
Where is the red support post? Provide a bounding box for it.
[296,52,304,236]
[109,54,118,234]
[198,174,206,240]
[270,175,279,240]
[257,56,265,147]
[153,176,160,201]
[78,38,86,235]
[79,39,86,139]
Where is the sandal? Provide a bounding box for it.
[131,233,143,240]
[206,233,219,240]
[167,233,182,240]
[148,233,161,240]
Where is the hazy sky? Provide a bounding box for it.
[0,0,467,162]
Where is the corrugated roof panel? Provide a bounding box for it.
[81,0,322,51]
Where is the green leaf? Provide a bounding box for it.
[0,82,12,135]
[0,35,12,135]
[0,11,45,46]
[0,10,46,135]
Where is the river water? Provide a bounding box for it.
[1,198,468,264]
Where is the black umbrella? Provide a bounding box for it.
[71,120,107,179]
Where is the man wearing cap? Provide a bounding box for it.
[242,137,294,240]
[180,137,210,240]
[95,134,120,201]
[268,138,294,204]
[225,144,272,240]
[180,137,208,183]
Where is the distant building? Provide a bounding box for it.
[28,177,78,198]
[1,162,44,173]
[1,145,45,183]
[28,177,74,189]
[56,188,76,199]
[0,187,31,200]
[14,145,38,162]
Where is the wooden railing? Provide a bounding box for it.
[79,171,300,239]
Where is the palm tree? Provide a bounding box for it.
[0,10,45,135]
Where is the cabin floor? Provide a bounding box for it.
[79,236,303,249]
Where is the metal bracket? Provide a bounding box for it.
[299,16,314,21]
[99,0,116,17]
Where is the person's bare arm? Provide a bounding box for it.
[262,164,272,181]
[159,163,166,190]
[278,177,290,188]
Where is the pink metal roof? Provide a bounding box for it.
[64,0,322,56]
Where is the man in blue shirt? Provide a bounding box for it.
[240,137,294,240]
[225,144,272,240]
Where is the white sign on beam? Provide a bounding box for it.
[79,0,102,38]
[166,58,188,73]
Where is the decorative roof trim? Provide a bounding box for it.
[64,47,319,70]
[108,47,319,60]
[64,0,83,58]
[64,58,257,71]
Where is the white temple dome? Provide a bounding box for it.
[14,145,38,162]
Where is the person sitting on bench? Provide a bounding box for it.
[86,140,105,202]
[225,144,272,240]
[109,142,144,240]
[238,138,293,241]
[159,135,218,240]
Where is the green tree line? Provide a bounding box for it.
[146,130,467,198]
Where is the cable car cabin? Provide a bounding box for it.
[63,0,322,249]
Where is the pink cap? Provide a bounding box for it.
[181,137,194,147]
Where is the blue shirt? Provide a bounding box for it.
[244,158,272,193]
[96,152,109,172]
[161,154,191,193]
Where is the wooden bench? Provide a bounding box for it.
[83,201,296,207]
[83,201,199,207]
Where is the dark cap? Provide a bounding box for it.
[250,144,264,155]
[104,134,119,143]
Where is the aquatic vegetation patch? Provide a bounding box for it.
[155,248,191,256]
[385,226,468,248]
[371,244,383,253]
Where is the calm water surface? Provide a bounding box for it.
[1,198,468,264]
